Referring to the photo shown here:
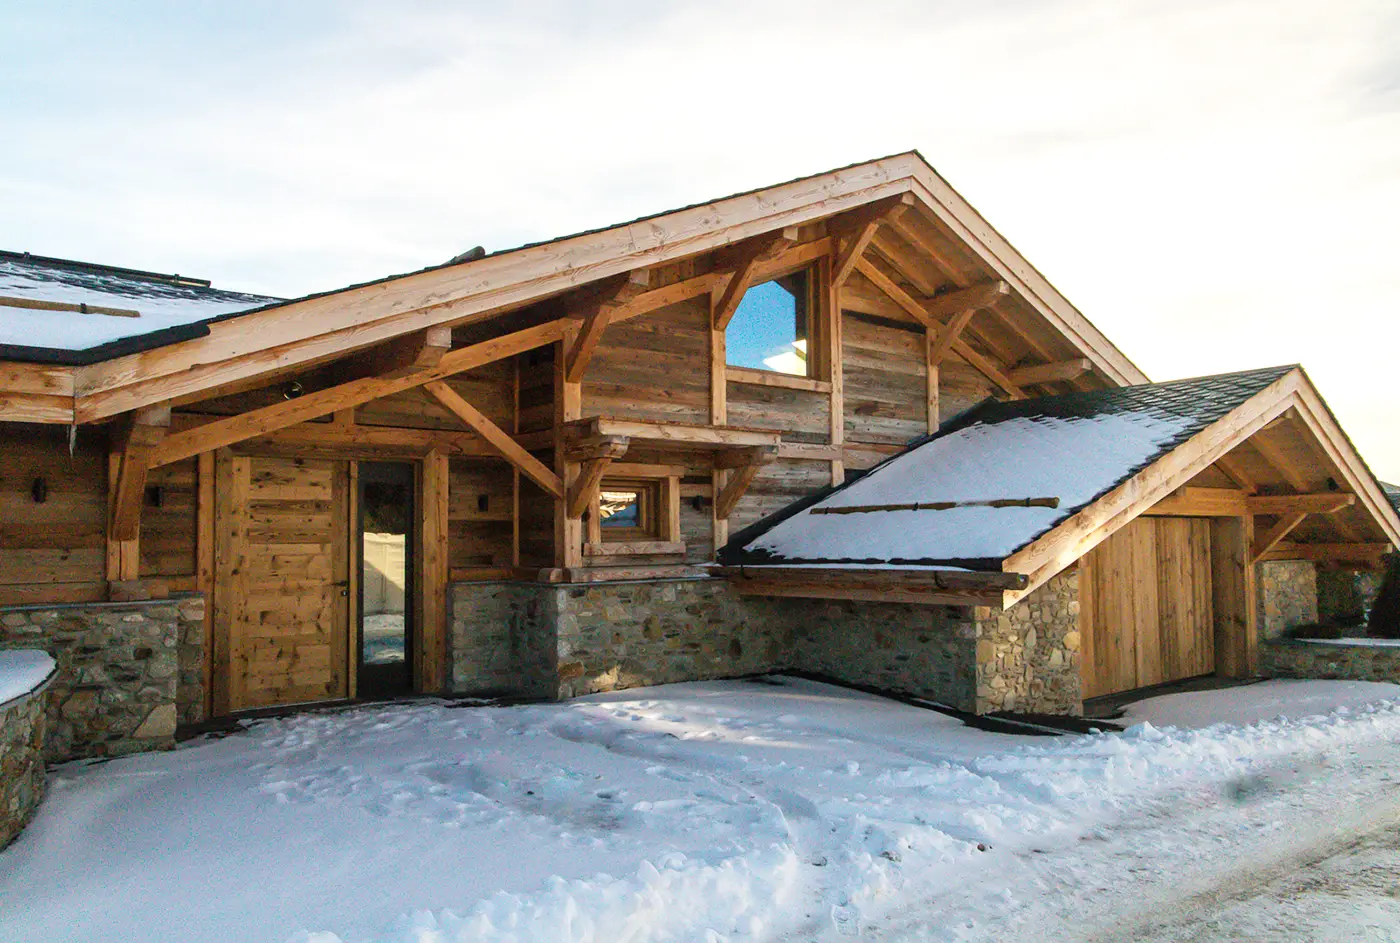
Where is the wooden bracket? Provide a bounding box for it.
[346,325,453,381]
[565,435,630,518]
[923,280,1012,367]
[423,380,564,498]
[714,445,778,520]
[1251,511,1310,564]
[564,271,651,383]
[108,404,171,543]
[713,227,801,330]
[830,194,915,288]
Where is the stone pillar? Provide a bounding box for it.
[975,570,1082,715]
[1256,561,1319,639]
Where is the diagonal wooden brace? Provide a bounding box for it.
[565,435,630,518]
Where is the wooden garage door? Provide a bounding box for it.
[214,453,350,712]
[1081,516,1215,699]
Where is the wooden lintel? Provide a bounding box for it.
[1251,511,1310,564]
[1144,487,1248,517]
[149,319,567,468]
[713,227,801,330]
[1006,358,1094,387]
[564,270,651,383]
[830,194,914,287]
[1245,493,1355,515]
[108,405,171,542]
[423,380,564,498]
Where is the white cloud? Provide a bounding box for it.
[3,0,1399,477]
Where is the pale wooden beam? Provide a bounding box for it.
[109,404,171,542]
[1245,493,1355,515]
[564,270,651,383]
[150,319,568,468]
[922,280,1013,322]
[830,194,915,288]
[712,227,801,331]
[423,380,564,498]
[1006,358,1094,387]
[1214,452,1258,493]
[1261,542,1392,564]
[1251,511,1310,564]
[1247,429,1312,492]
[346,325,453,381]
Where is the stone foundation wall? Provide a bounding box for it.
[553,579,790,700]
[1262,637,1400,683]
[0,595,204,761]
[1258,561,1319,639]
[449,581,556,699]
[785,599,979,711]
[974,571,1082,715]
[0,678,51,850]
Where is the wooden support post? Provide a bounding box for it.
[925,336,940,434]
[417,449,449,693]
[422,380,563,497]
[106,404,171,599]
[709,288,730,557]
[1212,515,1258,679]
[824,255,844,486]
[556,338,584,569]
[196,450,215,719]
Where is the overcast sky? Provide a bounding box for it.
[4,0,1398,479]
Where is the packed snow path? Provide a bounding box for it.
[1,677,1399,942]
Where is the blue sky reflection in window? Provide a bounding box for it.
[725,269,810,376]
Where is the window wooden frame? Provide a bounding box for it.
[723,262,824,380]
[585,465,683,557]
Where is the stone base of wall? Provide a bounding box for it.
[450,573,1085,716]
[1262,637,1400,683]
[0,679,50,850]
[0,595,204,762]
[1258,561,1319,639]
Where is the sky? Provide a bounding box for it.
[3,0,1398,479]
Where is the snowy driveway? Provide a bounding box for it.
[2,676,1399,943]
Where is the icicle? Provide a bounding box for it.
[68,421,77,457]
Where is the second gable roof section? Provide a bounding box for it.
[721,365,1400,606]
[22,150,1145,424]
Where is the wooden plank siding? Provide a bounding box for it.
[1081,516,1216,699]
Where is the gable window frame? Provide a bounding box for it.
[722,258,829,385]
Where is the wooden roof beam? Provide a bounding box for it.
[853,258,1024,398]
[149,319,567,468]
[1007,358,1094,387]
[1261,542,1392,565]
[349,325,453,381]
[1247,427,1313,492]
[1213,451,1258,493]
[423,380,563,498]
[712,227,801,330]
[1246,493,1355,515]
[830,193,915,288]
[564,270,651,383]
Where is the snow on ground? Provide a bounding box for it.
[1,676,1399,943]
[1120,679,1400,730]
[0,649,54,704]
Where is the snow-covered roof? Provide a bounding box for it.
[722,366,1298,570]
[0,251,282,364]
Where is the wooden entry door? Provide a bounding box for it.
[214,453,351,712]
[1081,516,1216,699]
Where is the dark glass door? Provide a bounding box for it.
[357,462,414,699]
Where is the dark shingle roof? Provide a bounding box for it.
[1383,482,1400,514]
[722,365,1298,569]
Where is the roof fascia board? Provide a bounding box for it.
[900,162,1148,387]
[68,162,921,422]
[0,362,76,423]
[1001,369,1303,605]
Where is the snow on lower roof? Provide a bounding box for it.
[0,252,282,363]
[725,366,1298,569]
[0,649,55,704]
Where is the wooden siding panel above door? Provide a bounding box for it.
[216,453,349,711]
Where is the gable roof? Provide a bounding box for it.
[725,364,1400,605]
[0,151,1149,426]
[722,366,1297,570]
[0,251,282,365]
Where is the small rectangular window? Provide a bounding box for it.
[597,480,661,541]
[725,268,811,376]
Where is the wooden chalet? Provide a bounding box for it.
[0,151,1395,755]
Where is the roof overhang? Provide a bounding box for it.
[0,151,1147,427]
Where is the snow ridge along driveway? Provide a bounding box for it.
[0,677,1397,943]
